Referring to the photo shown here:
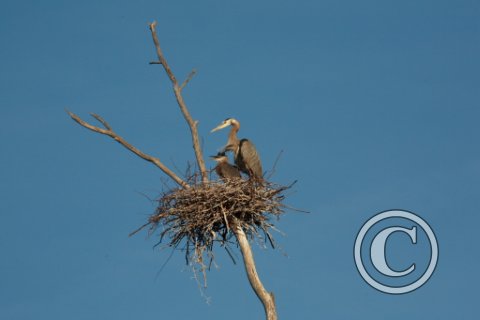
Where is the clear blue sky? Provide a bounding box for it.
[1,0,479,319]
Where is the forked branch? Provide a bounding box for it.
[148,22,278,318]
[67,110,189,189]
[148,21,208,184]
[68,22,280,320]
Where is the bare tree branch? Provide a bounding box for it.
[66,110,190,189]
[90,113,112,130]
[266,150,283,180]
[148,21,208,184]
[68,22,281,320]
[180,68,197,90]
[234,225,278,320]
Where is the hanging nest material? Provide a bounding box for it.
[131,177,294,284]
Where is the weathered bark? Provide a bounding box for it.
[148,21,208,184]
[234,225,278,320]
[68,20,279,320]
[67,111,190,189]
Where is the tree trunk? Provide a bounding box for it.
[234,225,278,320]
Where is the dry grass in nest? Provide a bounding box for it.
[131,177,294,285]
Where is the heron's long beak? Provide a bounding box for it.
[209,155,223,162]
[210,122,229,133]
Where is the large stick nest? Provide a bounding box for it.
[133,177,293,283]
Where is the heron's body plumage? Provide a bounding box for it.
[212,118,263,181]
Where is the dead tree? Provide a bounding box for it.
[68,21,282,320]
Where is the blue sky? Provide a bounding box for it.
[1,0,479,319]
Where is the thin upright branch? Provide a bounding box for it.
[266,150,284,180]
[67,110,190,189]
[234,225,277,320]
[181,69,197,90]
[148,21,208,184]
[68,23,281,320]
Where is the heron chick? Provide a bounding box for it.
[211,118,263,181]
[210,152,241,181]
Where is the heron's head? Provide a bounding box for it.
[210,118,239,133]
[210,152,228,163]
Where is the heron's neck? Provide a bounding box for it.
[227,124,239,147]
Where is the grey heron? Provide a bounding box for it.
[211,118,263,181]
[210,152,242,181]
